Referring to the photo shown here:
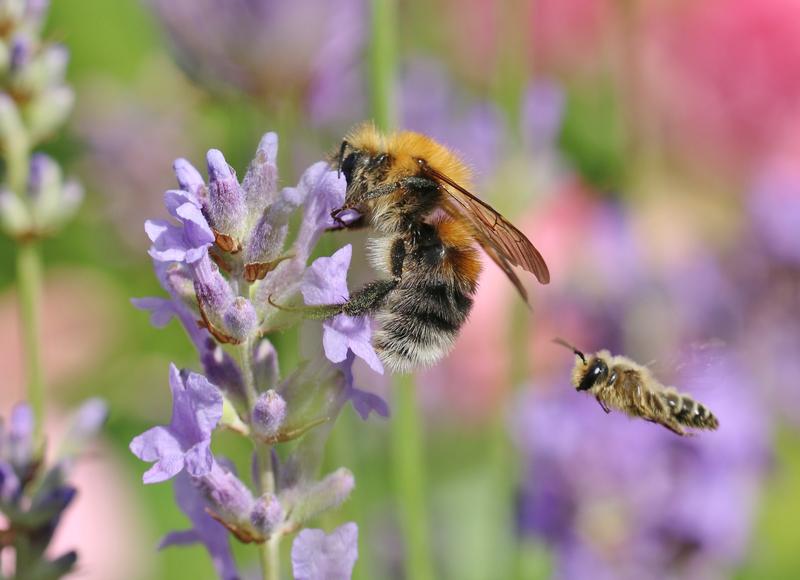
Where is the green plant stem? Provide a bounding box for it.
[239,341,280,580]
[391,374,434,580]
[368,0,434,576]
[256,443,279,580]
[369,0,397,131]
[16,240,44,447]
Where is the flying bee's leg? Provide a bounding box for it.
[596,397,611,414]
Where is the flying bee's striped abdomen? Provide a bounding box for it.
[661,389,719,430]
[373,281,473,372]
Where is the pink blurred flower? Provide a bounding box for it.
[644,0,800,170]
[529,0,613,74]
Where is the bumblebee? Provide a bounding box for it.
[317,125,550,372]
[555,338,720,436]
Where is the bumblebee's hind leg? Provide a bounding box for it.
[341,279,398,317]
[268,279,397,321]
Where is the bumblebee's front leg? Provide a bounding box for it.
[328,208,367,232]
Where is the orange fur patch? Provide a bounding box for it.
[436,218,482,285]
[346,125,473,188]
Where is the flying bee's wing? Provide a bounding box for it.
[419,162,550,301]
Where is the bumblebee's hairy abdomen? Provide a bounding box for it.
[374,282,473,372]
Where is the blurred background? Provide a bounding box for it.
[1,0,799,578]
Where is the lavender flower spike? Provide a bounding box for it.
[302,244,384,374]
[130,364,222,483]
[292,523,359,580]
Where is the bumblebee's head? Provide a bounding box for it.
[577,357,609,392]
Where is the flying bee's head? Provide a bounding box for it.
[576,356,609,392]
[553,338,609,392]
[332,139,392,212]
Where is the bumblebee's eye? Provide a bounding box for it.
[375,153,388,165]
[578,360,608,391]
[340,152,357,185]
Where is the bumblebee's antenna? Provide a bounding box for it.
[552,337,586,364]
[337,140,348,178]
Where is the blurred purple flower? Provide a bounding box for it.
[130,364,222,484]
[748,158,800,265]
[521,79,565,152]
[512,353,770,579]
[302,244,383,375]
[148,0,366,125]
[399,59,506,180]
[291,522,359,580]
[160,472,239,580]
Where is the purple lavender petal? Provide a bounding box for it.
[131,297,177,328]
[129,364,222,484]
[339,353,389,420]
[163,472,239,580]
[173,158,206,201]
[291,522,358,580]
[292,162,347,264]
[302,245,384,374]
[130,426,186,484]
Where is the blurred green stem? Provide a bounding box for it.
[391,374,435,580]
[10,140,44,448]
[16,240,44,447]
[369,0,397,130]
[369,0,435,577]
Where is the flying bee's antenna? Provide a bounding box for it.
[552,337,586,364]
[337,140,348,178]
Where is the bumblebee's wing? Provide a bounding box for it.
[422,164,551,294]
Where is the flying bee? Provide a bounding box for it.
[553,338,720,436]
[285,125,550,372]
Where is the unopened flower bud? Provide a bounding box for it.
[250,493,283,536]
[252,390,286,438]
[0,189,31,235]
[164,263,196,307]
[195,461,254,528]
[222,297,258,343]
[253,338,279,391]
[192,253,235,327]
[206,149,246,240]
[242,132,279,216]
[282,468,355,525]
[26,85,73,143]
[244,185,303,265]
[0,92,27,153]
[173,157,206,203]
